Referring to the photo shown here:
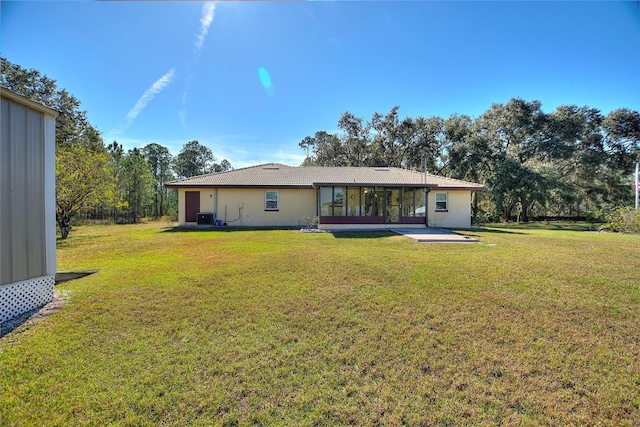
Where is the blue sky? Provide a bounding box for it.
[1,1,639,168]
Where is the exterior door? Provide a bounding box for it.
[185,191,200,222]
[385,189,401,223]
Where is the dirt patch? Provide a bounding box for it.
[0,290,71,339]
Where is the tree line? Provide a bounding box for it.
[1,57,230,238]
[299,103,640,222]
[4,56,638,236]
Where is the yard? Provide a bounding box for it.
[1,222,639,426]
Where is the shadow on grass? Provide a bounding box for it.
[55,270,98,284]
[162,226,299,233]
[462,227,527,236]
[330,231,398,239]
[56,234,104,244]
[483,222,599,232]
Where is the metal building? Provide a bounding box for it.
[1,87,58,324]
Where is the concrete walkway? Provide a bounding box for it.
[391,228,479,243]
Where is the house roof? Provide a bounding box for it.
[166,164,484,191]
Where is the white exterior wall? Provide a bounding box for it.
[427,190,472,228]
[178,187,318,227]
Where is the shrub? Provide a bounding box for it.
[600,206,640,233]
[301,214,318,229]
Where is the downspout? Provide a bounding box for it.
[214,188,219,221]
[425,188,430,228]
[314,185,320,228]
[423,158,429,228]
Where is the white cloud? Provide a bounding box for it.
[208,142,306,169]
[195,2,216,53]
[124,68,176,126]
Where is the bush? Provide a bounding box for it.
[600,207,640,233]
[301,214,318,229]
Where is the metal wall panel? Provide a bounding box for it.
[1,98,13,284]
[26,107,46,278]
[0,96,47,285]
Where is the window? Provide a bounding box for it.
[363,187,383,216]
[435,192,448,211]
[415,189,427,217]
[265,191,278,210]
[346,187,361,216]
[320,187,332,215]
[333,187,345,216]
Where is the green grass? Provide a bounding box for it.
[1,222,639,426]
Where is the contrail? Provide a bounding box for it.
[182,2,216,126]
[125,68,176,125]
[195,2,215,52]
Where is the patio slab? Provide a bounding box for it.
[391,228,478,243]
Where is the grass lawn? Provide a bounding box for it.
[1,222,639,426]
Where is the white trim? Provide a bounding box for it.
[265,191,279,210]
[0,87,59,117]
[44,115,57,275]
[435,192,448,211]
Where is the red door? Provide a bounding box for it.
[185,191,200,222]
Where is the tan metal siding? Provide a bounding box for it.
[0,97,48,285]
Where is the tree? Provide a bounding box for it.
[142,143,174,218]
[299,136,315,164]
[212,158,232,173]
[297,99,640,222]
[300,131,345,166]
[56,144,112,238]
[472,99,548,221]
[107,141,127,222]
[219,159,232,172]
[1,57,90,149]
[173,140,216,178]
[407,116,446,173]
[338,111,368,166]
[603,108,640,169]
[2,57,113,237]
[121,148,154,223]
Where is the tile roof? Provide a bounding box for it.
[165,163,484,190]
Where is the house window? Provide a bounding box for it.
[415,188,427,217]
[320,187,332,215]
[346,187,361,216]
[435,192,448,211]
[333,187,346,216]
[265,191,278,210]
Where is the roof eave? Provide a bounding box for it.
[164,183,315,189]
[434,186,485,191]
[312,182,435,188]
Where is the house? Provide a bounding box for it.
[1,88,58,325]
[165,164,483,229]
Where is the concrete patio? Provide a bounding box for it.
[391,228,479,243]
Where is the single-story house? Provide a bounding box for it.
[165,163,483,229]
[1,88,58,325]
